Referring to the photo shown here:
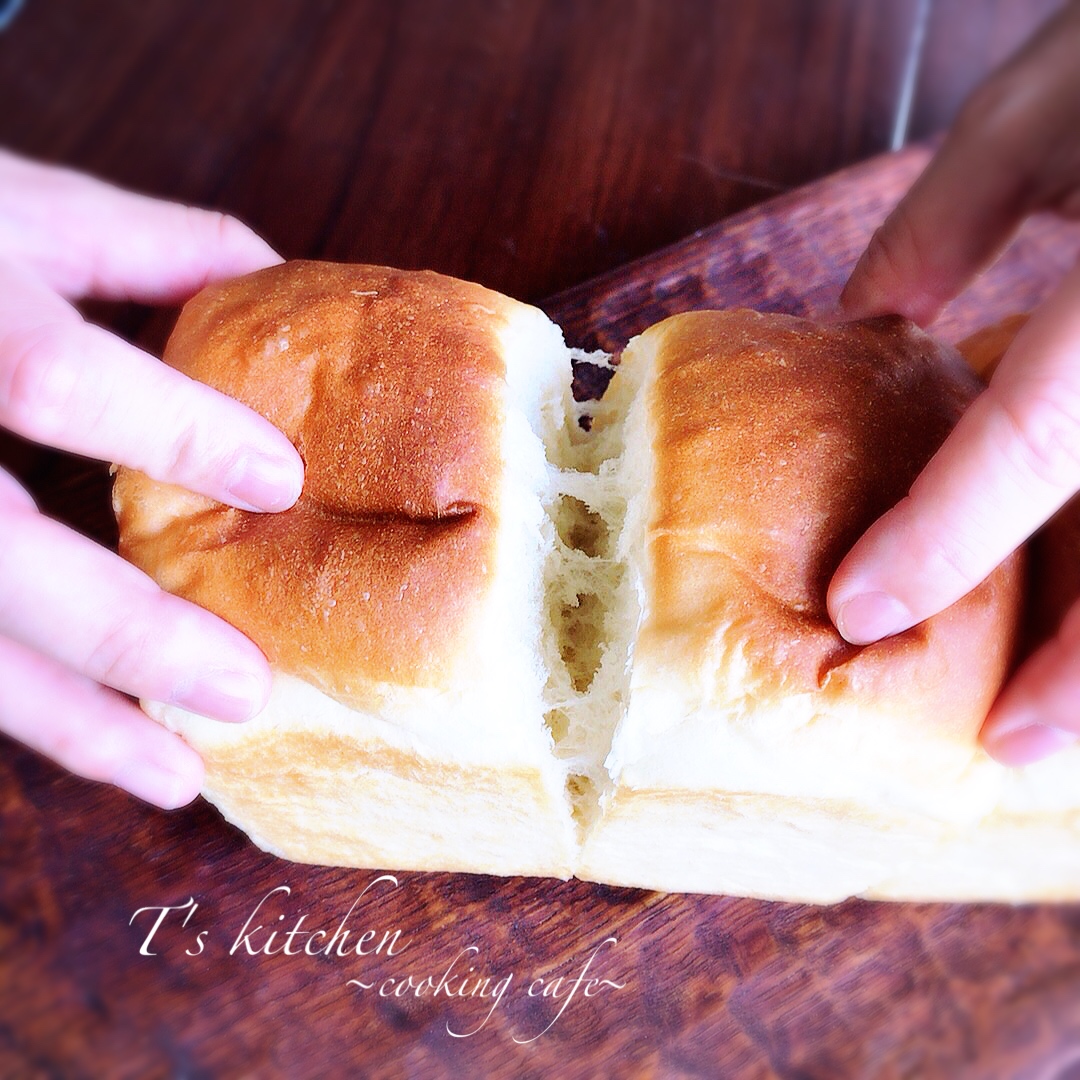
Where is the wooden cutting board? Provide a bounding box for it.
[5,145,1080,1080]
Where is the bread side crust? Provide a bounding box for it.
[576,775,1080,902]
[149,679,577,877]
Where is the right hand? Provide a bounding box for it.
[0,150,304,808]
[828,1,1080,767]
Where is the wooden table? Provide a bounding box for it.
[0,2,1073,1077]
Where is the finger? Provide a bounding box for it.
[0,500,271,722]
[981,601,1080,766]
[0,634,204,809]
[838,153,1023,326]
[829,261,1080,644]
[0,464,36,512]
[0,263,303,512]
[0,148,280,303]
[839,7,1080,325]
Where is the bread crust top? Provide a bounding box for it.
[633,309,1023,745]
[114,261,517,705]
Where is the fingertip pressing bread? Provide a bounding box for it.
[114,262,1080,902]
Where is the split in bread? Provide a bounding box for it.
[113,262,1080,903]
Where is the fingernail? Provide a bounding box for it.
[983,717,1076,767]
[225,453,303,512]
[835,591,913,645]
[173,668,265,722]
[114,759,200,809]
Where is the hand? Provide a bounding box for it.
[827,1,1080,767]
[0,150,304,807]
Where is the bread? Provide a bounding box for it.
[114,261,1080,902]
[114,262,581,876]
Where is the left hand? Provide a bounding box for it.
[0,149,304,807]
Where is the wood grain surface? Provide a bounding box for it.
[4,145,1080,1079]
[0,0,1060,492]
[2,2,1078,1078]
[0,0,1058,303]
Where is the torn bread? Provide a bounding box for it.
[114,262,580,876]
[115,263,1080,902]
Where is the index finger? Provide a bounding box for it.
[829,260,1080,643]
[0,148,280,303]
[839,4,1080,325]
[0,263,304,513]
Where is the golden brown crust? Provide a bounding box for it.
[114,262,518,702]
[637,310,1023,737]
[956,312,1030,380]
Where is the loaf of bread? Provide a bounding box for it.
[113,261,1080,902]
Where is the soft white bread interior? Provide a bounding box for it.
[114,264,1080,902]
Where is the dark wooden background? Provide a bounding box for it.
[0,2,1073,1077]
